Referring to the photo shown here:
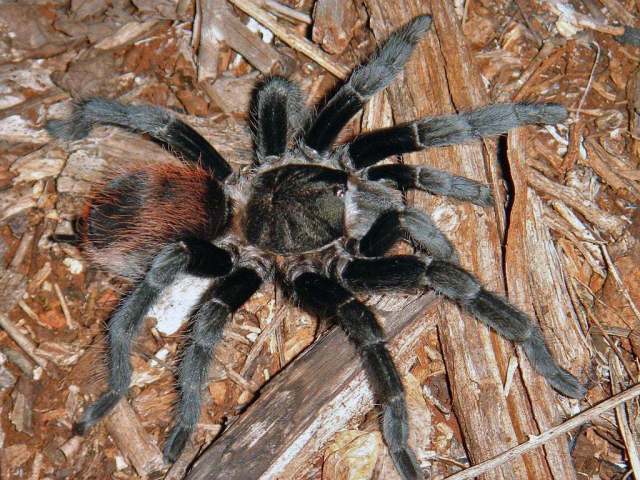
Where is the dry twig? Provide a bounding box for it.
[445,382,640,480]
[0,315,48,369]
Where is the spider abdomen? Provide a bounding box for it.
[83,163,229,279]
[244,164,347,254]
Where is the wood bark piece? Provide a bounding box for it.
[543,0,625,36]
[227,0,351,79]
[584,138,640,202]
[446,382,640,480]
[186,293,438,479]
[9,375,34,435]
[312,0,357,54]
[94,20,161,50]
[506,129,584,480]
[527,168,625,236]
[198,0,284,80]
[104,400,165,478]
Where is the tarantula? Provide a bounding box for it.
[47,15,586,480]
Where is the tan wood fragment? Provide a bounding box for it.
[104,400,165,478]
[262,0,311,24]
[94,20,161,50]
[584,138,640,201]
[507,127,585,480]
[609,353,640,478]
[227,0,351,79]
[528,168,625,236]
[0,315,48,370]
[445,382,640,480]
[312,0,357,55]
[198,0,285,79]
[543,0,625,35]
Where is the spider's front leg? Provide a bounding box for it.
[343,103,568,171]
[303,15,432,156]
[346,104,566,207]
[163,253,269,462]
[288,267,423,480]
[251,77,306,164]
[73,240,234,435]
[333,254,587,399]
[46,98,232,180]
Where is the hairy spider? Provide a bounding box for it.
[47,15,586,480]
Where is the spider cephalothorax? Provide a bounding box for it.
[47,15,586,480]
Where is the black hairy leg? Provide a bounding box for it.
[364,164,493,207]
[343,103,568,170]
[335,255,587,399]
[251,77,306,163]
[45,98,232,180]
[290,269,422,480]
[303,15,432,155]
[164,262,265,462]
[356,208,454,260]
[73,240,234,436]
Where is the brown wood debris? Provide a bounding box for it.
[0,1,639,479]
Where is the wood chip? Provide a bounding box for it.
[528,168,626,236]
[227,0,351,79]
[94,20,161,50]
[198,0,285,78]
[10,376,34,435]
[312,0,357,54]
[104,400,165,478]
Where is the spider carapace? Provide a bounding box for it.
[48,15,586,480]
[244,164,347,254]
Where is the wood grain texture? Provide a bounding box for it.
[506,129,584,480]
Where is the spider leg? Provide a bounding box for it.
[341,103,568,170]
[46,98,232,181]
[334,255,587,399]
[251,77,307,164]
[163,256,268,462]
[303,15,432,156]
[73,240,234,436]
[356,208,454,261]
[364,164,493,207]
[289,268,422,480]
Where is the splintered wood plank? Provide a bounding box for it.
[363,1,584,479]
[186,293,438,480]
[507,129,586,480]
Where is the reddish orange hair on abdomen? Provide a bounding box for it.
[82,162,229,279]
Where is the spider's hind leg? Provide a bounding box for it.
[46,98,232,181]
[163,253,268,462]
[335,255,587,399]
[251,77,307,164]
[73,240,233,436]
[288,268,422,480]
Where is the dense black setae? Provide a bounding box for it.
[47,15,586,480]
